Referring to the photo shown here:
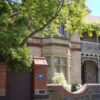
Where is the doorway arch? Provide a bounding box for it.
[81,60,98,84]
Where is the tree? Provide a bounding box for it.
[0,0,66,71]
[0,0,89,45]
[0,0,99,71]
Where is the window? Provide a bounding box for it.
[54,57,67,78]
[59,24,65,36]
[54,57,60,73]
[60,58,67,77]
[59,24,70,39]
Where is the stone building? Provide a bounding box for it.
[27,14,100,85]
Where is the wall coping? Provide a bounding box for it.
[47,84,100,97]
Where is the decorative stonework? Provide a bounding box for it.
[81,52,99,84]
[81,56,98,65]
[81,53,98,66]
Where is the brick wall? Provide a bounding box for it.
[34,67,47,89]
[0,62,7,96]
[48,84,100,100]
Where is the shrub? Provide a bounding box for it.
[52,73,71,90]
[71,83,82,92]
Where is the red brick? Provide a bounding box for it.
[0,62,7,91]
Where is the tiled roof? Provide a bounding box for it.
[87,14,100,22]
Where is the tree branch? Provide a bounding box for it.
[20,0,65,45]
[10,11,22,18]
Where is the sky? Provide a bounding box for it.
[87,0,100,16]
[11,0,22,3]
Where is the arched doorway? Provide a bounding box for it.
[81,60,98,84]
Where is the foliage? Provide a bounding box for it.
[71,83,82,92]
[0,0,90,43]
[0,0,62,71]
[0,45,32,72]
[0,0,64,71]
[0,0,65,44]
[80,22,100,37]
[52,73,71,90]
[0,0,100,71]
[42,0,89,36]
[1,0,100,41]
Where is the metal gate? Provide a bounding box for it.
[6,72,32,100]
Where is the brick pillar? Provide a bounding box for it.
[33,57,49,100]
[0,62,7,97]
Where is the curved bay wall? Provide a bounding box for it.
[48,84,100,100]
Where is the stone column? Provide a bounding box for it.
[70,50,81,84]
[70,34,81,84]
[51,56,55,78]
[66,49,71,84]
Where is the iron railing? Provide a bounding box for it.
[81,41,100,51]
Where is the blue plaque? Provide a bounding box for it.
[38,74,44,80]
